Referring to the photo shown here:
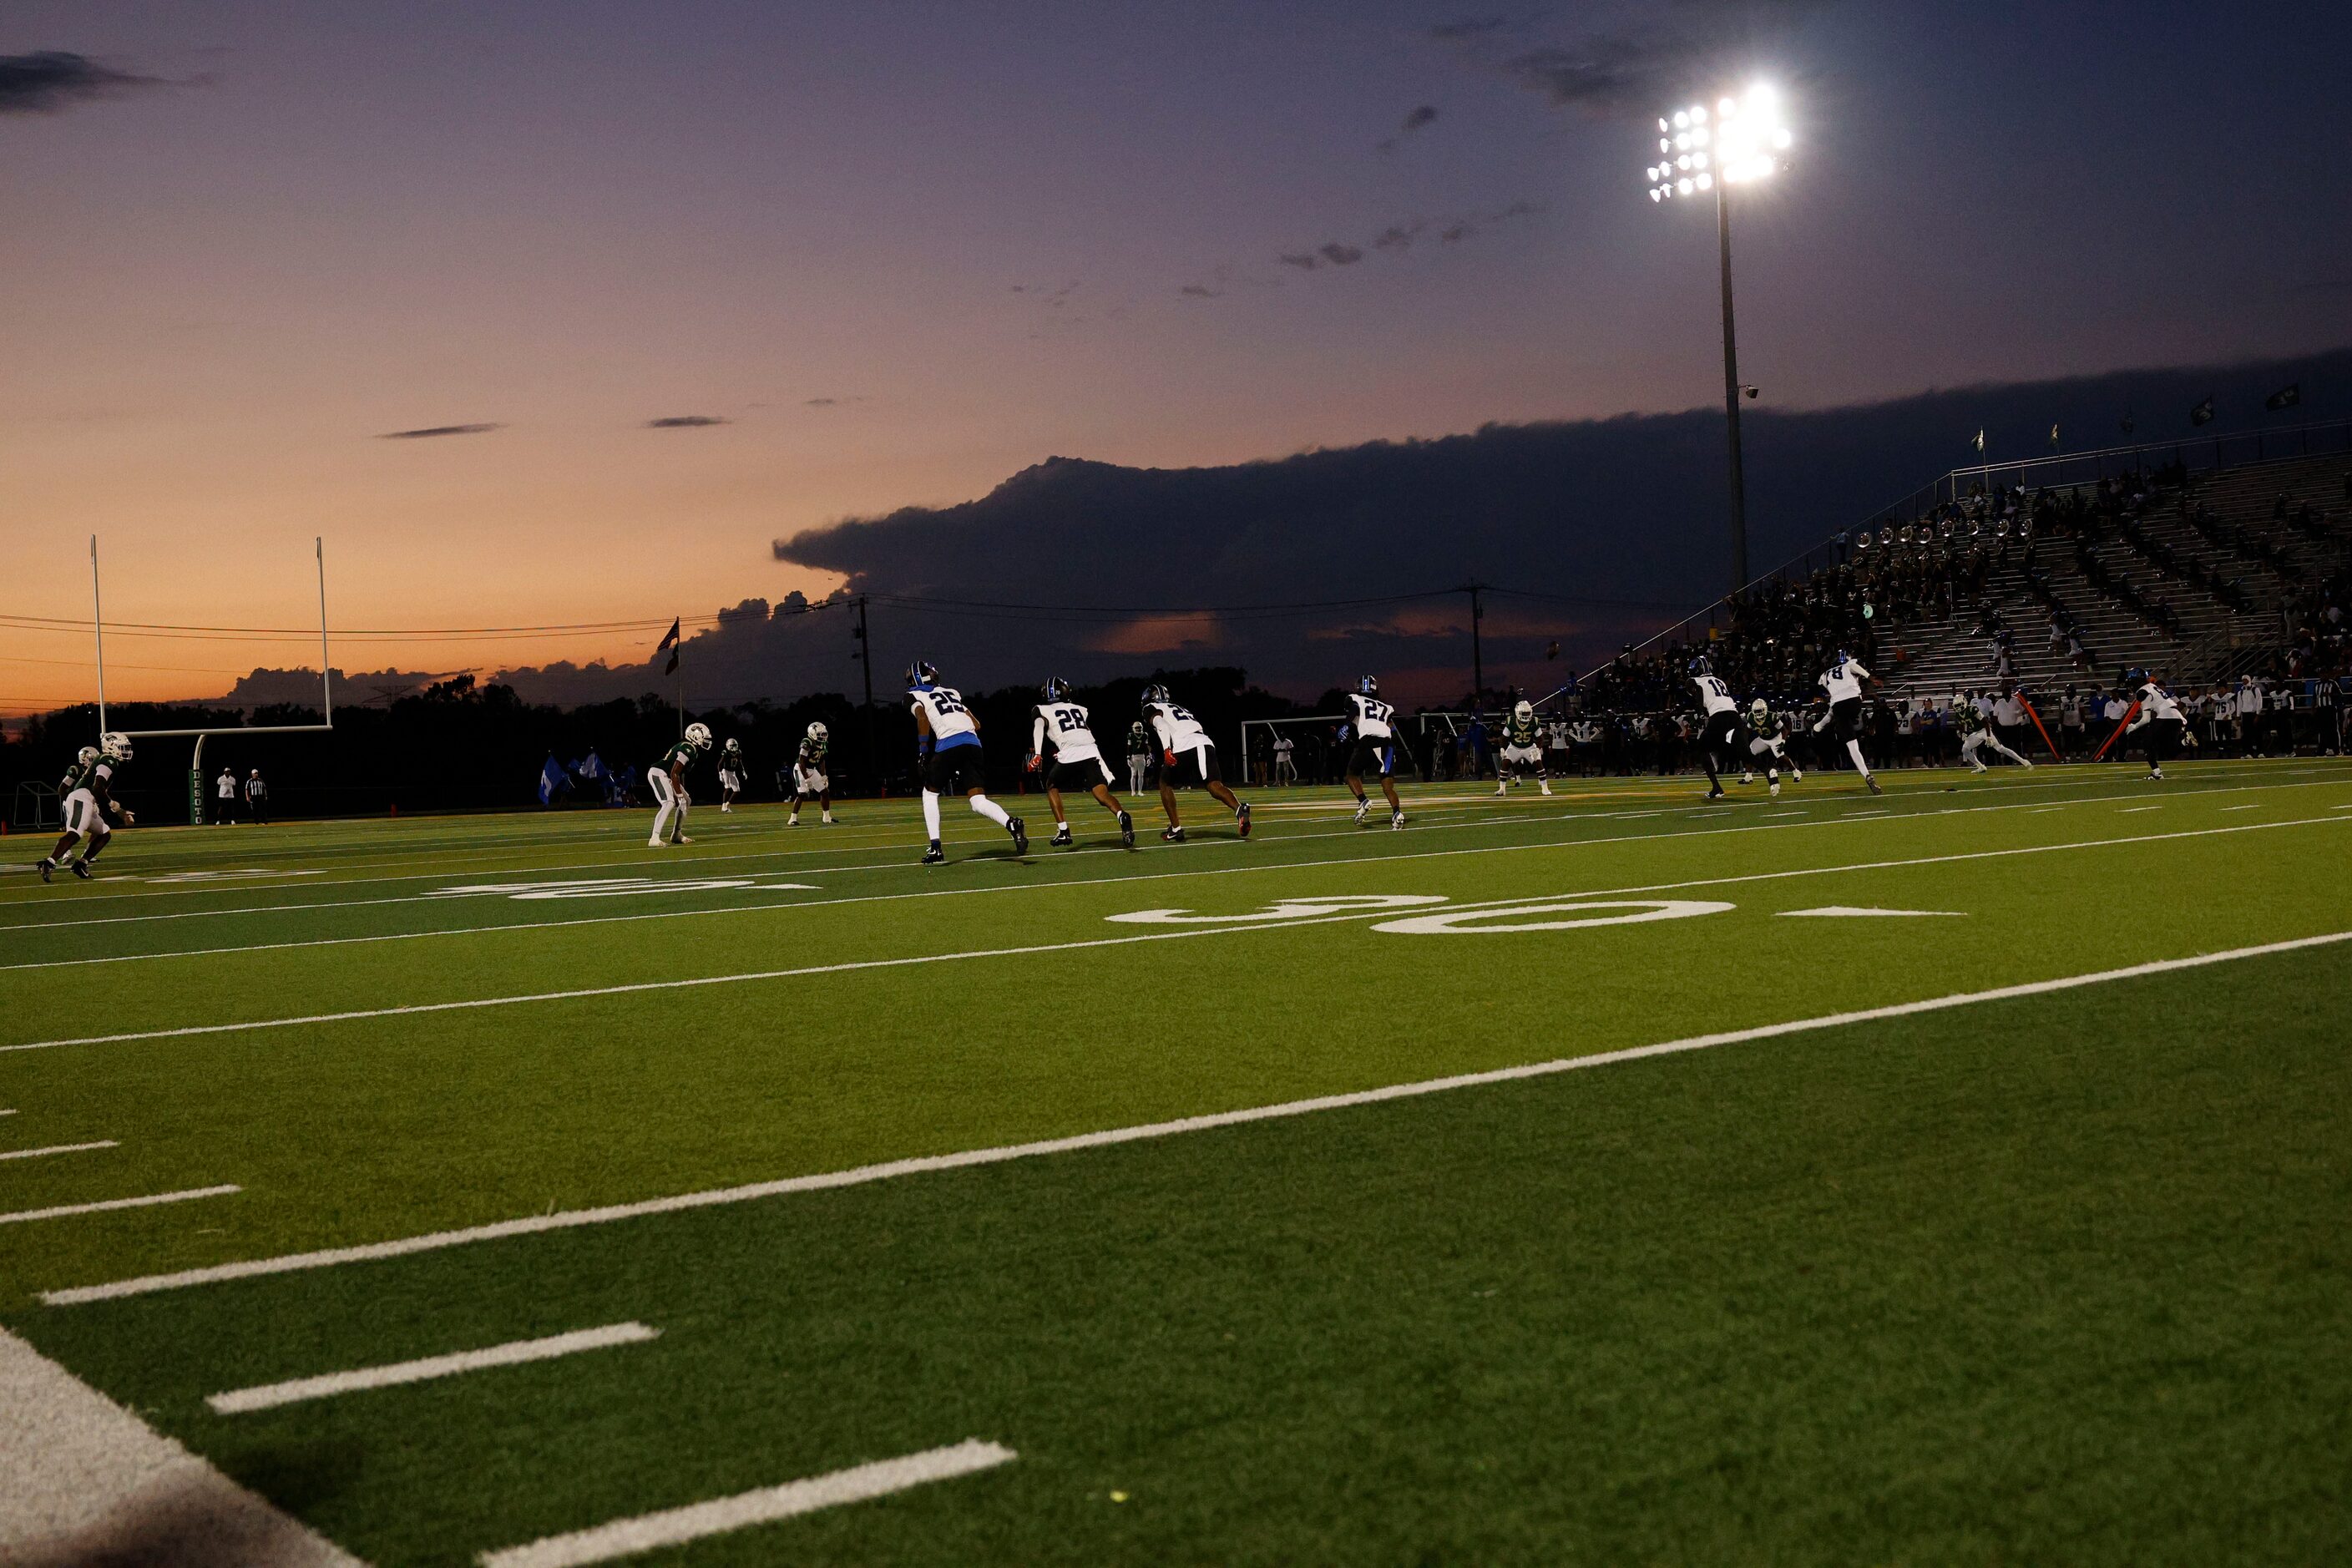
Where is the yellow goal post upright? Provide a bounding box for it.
[90,534,334,825]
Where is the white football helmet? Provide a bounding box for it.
[807,721,827,741]
[684,721,713,750]
[1513,700,1533,721]
[1750,698,1769,724]
[100,731,133,761]
[77,745,100,767]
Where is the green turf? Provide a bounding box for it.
[3,758,2349,1564]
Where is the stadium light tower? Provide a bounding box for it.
[1645,83,1794,592]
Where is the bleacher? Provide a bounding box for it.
[1868,453,2352,695]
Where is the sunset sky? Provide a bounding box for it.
[4,1,2348,711]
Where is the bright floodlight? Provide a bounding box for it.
[1643,83,1791,199]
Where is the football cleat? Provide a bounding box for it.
[37,860,53,883]
[1706,786,1726,801]
[1353,798,1371,827]
[922,842,946,865]
[1739,771,1753,784]
[1007,816,1028,855]
[1050,826,1073,847]
[2148,766,2164,780]
[1390,810,1406,830]
[1769,780,1781,797]
[1161,825,1186,842]
[1540,781,1552,796]
[1237,802,1251,838]
[1792,770,1803,782]
[70,860,93,879]
[674,834,694,844]
[822,811,834,824]
[1118,809,1135,848]
[786,815,800,826]
[648,837,666,847]
[1865,776,1884,795]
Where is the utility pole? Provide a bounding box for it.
[852,594,878,793]
[1460,582,1490,708]
[1717,182,1751,592]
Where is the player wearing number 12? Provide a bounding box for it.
[908,659,1027,864]
[1344,675,1406,829]
[1029,678,1136,849]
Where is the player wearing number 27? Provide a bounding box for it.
[1343,675,1406,829]
[908,659,1027,864]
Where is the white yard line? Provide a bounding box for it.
[3,1186,239,1227]
[0,1140,117,1162]
[2120,806,2162,813]
[2220,804,2260,811]
[8,813,2345,1060]
[476,1440,1017,1568]
[0,1327,361,1565]
[3,758,2324,918]
[208,1323,660,1415]
[42,920,2352,1307]
[7,776,2342,974]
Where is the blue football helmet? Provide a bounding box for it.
[1688,655,1711,676]
[1141,682,1171,707]
[1044,675,1070,702]
[906,659,938,691]
[1358,675,1379,696]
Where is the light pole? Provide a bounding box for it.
[1646,84,1793,594]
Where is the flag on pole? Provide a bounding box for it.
[2047,422,2060,450]
[2190,397,2215,427]
[1971,428,1985,453]
[658,616,681,675]
[2265,383,2302,412]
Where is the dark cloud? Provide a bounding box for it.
[1177,283,1221,298]
[1318,242,1365,266]
[803,396,867,408]
[0,52,164,115]
[1494,2,1830,119]
[762,349,2352,703]
[377,422,501,440]
[1429,18,1509,42]
[645,415,730,428]
[1373,221,1425,252]
[1277,252,1322,271]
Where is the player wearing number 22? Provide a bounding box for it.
[1141,685,1250,842]
[1029,678,1135,849]
[908,660,1027,864]
[1343,676,1406,829]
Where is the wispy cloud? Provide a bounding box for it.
[377,422,501,440]
[0,51,166,115]
[1376,103,1442,154]
[1490,2,1831,119]
[1277,252,1323,271]
[1318,242,1365,266]
[645,414,730,428]
[1373,220,1426,252]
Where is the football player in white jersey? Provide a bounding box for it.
[38,733,134,882]
[908,660,1026,863]
[1689,656,1743,800]
[1142,684,1250,842]
[1343,675,1406,828]
[2122,668,2187,779]
[716,737,746,812]
[648,722,710,846]
[787,722,834,825]
[1810,650,1885,794]
[1740,699,1801,796]
[1029,677,1136,849]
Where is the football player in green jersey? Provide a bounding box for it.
[1495,699,1552,797]
[716,737,746,813]
[788,722,834,826]
[1740,699,1800,797]
[38,733,134,882]
[649,721,711,846]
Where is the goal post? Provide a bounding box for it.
[92,534,336,824]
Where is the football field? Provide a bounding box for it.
[3,758,2349,1565]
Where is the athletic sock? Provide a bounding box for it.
[1846,739,1872,776]
[969,794,1011,828]
[921,790,943,841]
